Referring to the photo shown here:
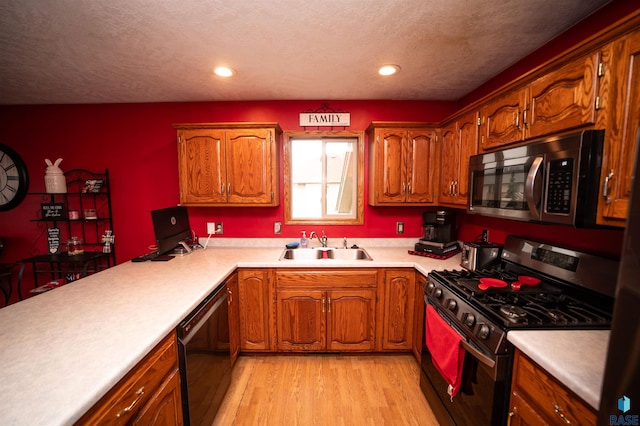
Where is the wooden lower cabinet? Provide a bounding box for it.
[238,269,273,352]
[508,349,596,426]
[226,273,241,366]
[275,269,377,352]
[412,273,427,361]
[381,269,415,351]
[76,332,183,425]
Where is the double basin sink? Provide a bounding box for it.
[280,247,373,261]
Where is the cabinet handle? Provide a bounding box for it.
[228,288,232,304]
[515,111,521,131]
[507,407,517,426]
[227,183,231,195]
[407,183,411,195]
[322,297,325,313]
[453,181,458,197]
[117,386,145,418]
[328,297,331,313]
[553,403,573,425]
[523,105,529,129]
[221,184,225,195]
[603,169,614,204]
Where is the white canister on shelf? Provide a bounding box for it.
[44,158,67,193]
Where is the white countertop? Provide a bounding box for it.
[507,329,610,410]
[0,240,460,425]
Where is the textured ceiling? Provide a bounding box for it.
[0,0,610,105]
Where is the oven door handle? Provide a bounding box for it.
[460,340,496,369]
[525,156,544,219]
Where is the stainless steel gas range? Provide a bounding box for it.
[420,235,618,426]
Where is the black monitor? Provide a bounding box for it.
[150,206,193,255]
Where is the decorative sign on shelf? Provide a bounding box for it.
[47,227,61,254]
[41,203,66,220]
[83,179,104,193]
[299,103,350,128]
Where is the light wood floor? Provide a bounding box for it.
[213,354,440,425]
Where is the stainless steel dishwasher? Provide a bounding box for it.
[177,282,231,425]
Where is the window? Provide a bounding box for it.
[284,131,364,224]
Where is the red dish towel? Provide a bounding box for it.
[425,304,466,399]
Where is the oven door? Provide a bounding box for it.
[468,151,544,222]
[420,300,511,426]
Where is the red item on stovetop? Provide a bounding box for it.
[478,277,508,290]
[511,276,542,290]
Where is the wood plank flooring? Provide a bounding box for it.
[213,354,440,425]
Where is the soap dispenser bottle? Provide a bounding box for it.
[300,231,308,248]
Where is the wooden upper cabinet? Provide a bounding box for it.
[440,111,479,206]
[480,52,601,151]
[597,28,640,225]
[367,123,438,206]
[527,52,599,139]
[175,123,281,206]
[480,88,528,150]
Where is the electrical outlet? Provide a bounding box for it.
[207,222,216,235]
[396,221,404,234]
[215,222,223,235]
[274,221,282,234]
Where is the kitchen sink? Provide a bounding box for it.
[279,247,373,261]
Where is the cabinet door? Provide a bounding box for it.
[381,270,415,351]
[507,391,547,426]
[177,129,226,204]
[371,129,407,204]
[412,274,426,361]
[528,52,599,139]
[238,269,272,351]
[276,290,325,351]
[456,111,479,205]
[406,129,438,204]
[480,88,528,151]
[327,289,376,351]
[225,128,277,205]
[132,369,183,425]
[439,122,458,204]
[227,274,241,366]
[599,30,640,224]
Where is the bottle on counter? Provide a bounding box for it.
[300,231,308,248]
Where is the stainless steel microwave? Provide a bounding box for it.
[468,130,604,227]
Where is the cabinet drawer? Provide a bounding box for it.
[276,269,378,288]
[512,350,596,426]
[77,332,179,425]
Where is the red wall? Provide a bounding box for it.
[0,100,456,271]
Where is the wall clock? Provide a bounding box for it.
[0,144,30,211]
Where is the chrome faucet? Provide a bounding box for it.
[309,231,328,247]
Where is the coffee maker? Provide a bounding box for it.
[414,210,459,255]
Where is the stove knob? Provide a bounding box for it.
[426,282,435,292]
[446,299,457,312]
[464,313,476,328]
[433,288,443,299]
[478,324,491,340]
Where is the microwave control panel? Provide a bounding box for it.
[546,159,573,214]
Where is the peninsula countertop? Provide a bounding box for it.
[0,239,459,425]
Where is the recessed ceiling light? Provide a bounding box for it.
[378,65,400,76]
[214,66,236,78]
